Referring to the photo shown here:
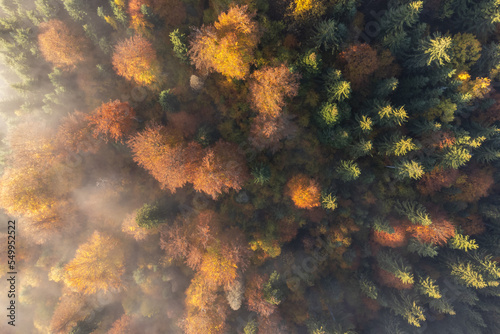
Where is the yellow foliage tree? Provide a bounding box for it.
[64,231,125,294]
[188,5,259,79]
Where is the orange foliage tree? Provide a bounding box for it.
[371,221,408,248]
[56,111,102,155]
[249,114,298,152]
[86,100,136,143]
[64,231,125,294]
[406,209,455,246]
[190,140,250,199]
[49,289,91,334]
[285,174,321,209]
[112,35,161,85]
[417,166,459,195]
[128,123,189,192]
[452,167,494,202]
[249,64,301,116]
[338,43,379,89]
[245,273,277,317]
[38,19,86,70]
[182,275,229,334]
[188,5,259,79]
[128,0,186,34]
[108,314,139,334]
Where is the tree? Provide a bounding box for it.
[312,19,346,53]
[285,174,321,209]
[135,202,165,229]
[56,111,102,155]
[338,44,379,89]
[372,222,408,247]
[417,166,459,195]
[450,33,482,72]
[408,239,438,257]
[38,19,86,70]
[440,145,472,169]
[417,277,441,299]
[50,289,92,334]
[395,200,432,226]
[394,159,424,180]
[226,279,244,310]
[375,101,408,127]
[112,35,160,85]
[249,114,298,152]
[249,64,300,116]
[108,315,137,334]
[410,33,452,68]
[64,231,125,294]
[288,0,326,22]
[336,160,361,181]
[170,28,188,63]
[406,210,455,245]
[188,5,259,80]
[245,273,277,317]
[317,102,340,127]
[159,89,180,112]
[379,133,418,156]
[449,234,479,252]
[452,167,494,202]
[190,140,249,199]
[86,100,136,143]
[128,124,189,192]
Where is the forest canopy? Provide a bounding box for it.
[1,0,500,333]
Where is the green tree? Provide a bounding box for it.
[336,160,361,181]
[394,159,424,180]
[312,18,346,53]
[408,238,438,257]
[252,164,271,185]
[170,29,189,63]
[379,133,418,156]
[360,277,378,299]
[450,33,482,72]
[321,192,337,210]
[395,200,432,226]
[159,89,180,112]
[440,145,472,169]
[375,101,408,127]
[317,102,339,127]
[411,33,452,68]
[136,202,165,229]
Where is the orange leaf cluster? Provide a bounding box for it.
[38,19,86,70]
[249,64,301,117]
[338,43,379,89]
[112,35,160,85]
[128,0,186,33]
[188,5,259,79]
[56,111,102,155]
[285,174,321,209]
[86,100,136,143]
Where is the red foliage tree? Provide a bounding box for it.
[248,64,300,117]
[338,43,379,89]
[112,35,160,85]
[457,214,486,235]
[86,100,136,143]
[285,174,321,209]
[38,19,87,70]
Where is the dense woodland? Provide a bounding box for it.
[1,0,500,333]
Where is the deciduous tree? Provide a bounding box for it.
[38,19,86,70]
[285,174,321,209]
[248,64,300,116]
[64,231,125,294]
[188,5,259,79]
[86,100,136,143]
[112,35,160,85]
[338,44,379,89]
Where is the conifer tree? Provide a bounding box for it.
[336,160,361,181]
[417,277,442,299]
[394,159,424,180]
[449,234,479,252]
[395,200,432,226]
